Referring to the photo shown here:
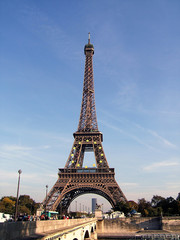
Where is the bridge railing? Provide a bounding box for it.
[0,218,96,240]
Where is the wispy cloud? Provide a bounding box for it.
[20,5,77,60]
[143,160,179,172]
[0,126,72,144]
[0,144,54,170]
[121,182,138,187]
[114,79,138,109]
[0,169,57,183]
[100,110,177,149]
[166,182,180,190]
[134,123,177,149]
[147,130,176,149]
[159,111,180,116]
[1,145,33,152]
[99,120,155,150]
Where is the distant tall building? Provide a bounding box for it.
[92,198,97,213]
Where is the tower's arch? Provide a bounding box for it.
[54,186,115,213]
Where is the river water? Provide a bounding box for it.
[98,235,180,239]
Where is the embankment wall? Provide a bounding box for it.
[162,217,180,232]
[97,217,180,234]
[97,217,161,233]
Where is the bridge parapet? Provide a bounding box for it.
[0,218,97,240]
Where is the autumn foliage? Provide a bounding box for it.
[0,195,40,215]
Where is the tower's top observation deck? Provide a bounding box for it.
[84,32,94,55]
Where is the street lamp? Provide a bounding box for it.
[45,185,48,218]
[15,169,22,221]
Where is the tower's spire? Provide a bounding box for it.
[88,32,90,44]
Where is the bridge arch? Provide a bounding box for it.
[84,229,90,239]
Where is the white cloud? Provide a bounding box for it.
[0,143,60,175]
[121,182,138,187]
[160,111,180,116]
[100,110,177,150]
[0,169,57,184]
[128,122,176,149]
[1,145,32,152]
[147,130,177,149]
[0,144,48,163]
[0,144,51,152]
[166,182,180,190]
[143,160,179,171]
[40,145,51,149]
[99,120,155,150]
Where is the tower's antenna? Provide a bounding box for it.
[88,32,90,44]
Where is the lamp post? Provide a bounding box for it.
[15,169,22,221]
[45,185,48,218]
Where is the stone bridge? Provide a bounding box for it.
[0,218,97,240]
[1,216,180,240]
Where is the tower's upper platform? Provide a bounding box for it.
[84,33,94,55]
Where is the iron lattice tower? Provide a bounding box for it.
[43,34,127,213]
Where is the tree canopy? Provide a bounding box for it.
[0,195,40,215]
[114,193,180,217]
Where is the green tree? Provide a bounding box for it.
[151,195,165,207]
[19,205,31,215]
[138,198,151,217]
[151,195,179,216]
[113,201,130,215]
[19,195,39,215]
[177,201,180,215]
[176,193,180,201]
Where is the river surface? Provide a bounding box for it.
[98,235,180,239]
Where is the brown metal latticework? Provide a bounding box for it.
[43,34,127,213]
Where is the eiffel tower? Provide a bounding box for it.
[43,34,127,214]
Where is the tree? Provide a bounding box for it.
[19,195,40,215]
[19,205,31,215]
[0,195,40,216]
[176,193,180,201]
[151,195,165,207]
[177,201,180,215]
[113,201,130,215]
[128,200,138,211]
[0,197,16,214]
[138,198,151,217]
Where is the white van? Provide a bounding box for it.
[0,213,12,222]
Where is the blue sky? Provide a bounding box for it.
[0,0,180,212]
